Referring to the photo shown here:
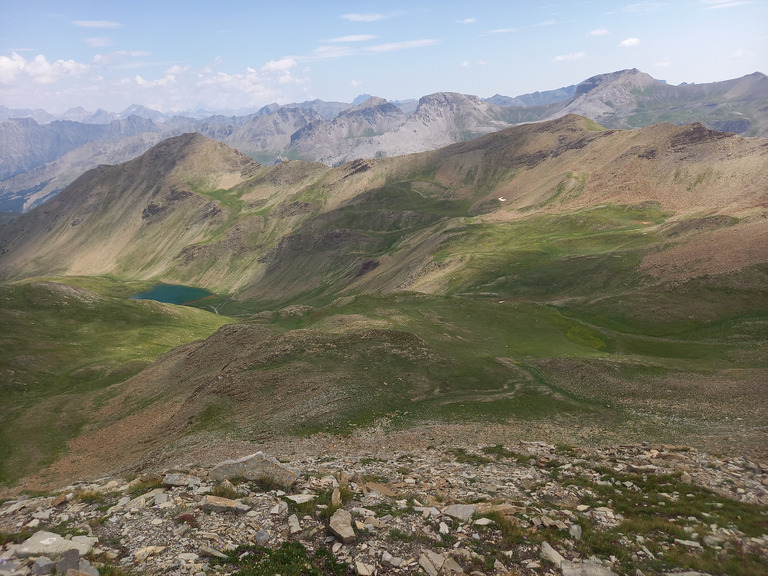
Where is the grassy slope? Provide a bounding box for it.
[81,202,762,468]
[0,278,231,484]
[2,202,766,486]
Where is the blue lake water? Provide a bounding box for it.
[130,283,213,305]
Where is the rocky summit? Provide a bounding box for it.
[1,441,766,576]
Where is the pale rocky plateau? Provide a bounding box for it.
[1,436,766,576]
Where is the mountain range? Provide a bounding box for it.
[1,68,766,213]
[1,112,766,487]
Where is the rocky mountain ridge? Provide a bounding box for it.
[3,115,766,294]
[2,69,766,213]
[1,439,766,576]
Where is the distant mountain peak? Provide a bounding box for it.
[574,68,657,97]
[351,96,389,109]
[352,94,373,106]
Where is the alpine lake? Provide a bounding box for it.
[129,283,213,305]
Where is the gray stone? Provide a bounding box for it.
[674,539,703,549]
[329,509,356,543]
[127,488,164,510]
[561,561,619,576]
[425,550,445,570]
[56,549,81,574]
[200,495,250,514]
[133,546,165,563]
[209,452,298,488]
[355,561,375,576]
[419,553,438,576]
[14,531,96,557]
[541,541,565,569]
[74,559,100,576]
[106,496,130,515]
[288,513,301,534]
[178,553,199,562]
[570,524,583,540]
[153,492,169,505]
[31,556,55,575]
[285,494,315,504]
[200,546,228,560]
[443,556,465,573]
[382,551,403,567]
[442,504,476,522]
[0,560,21,574]
[162,473,201,487]
[254,529,270,545]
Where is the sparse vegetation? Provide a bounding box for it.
[209,541,347,576]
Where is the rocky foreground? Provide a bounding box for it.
[1,441,767,576]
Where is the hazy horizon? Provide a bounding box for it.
[1,0,766,114]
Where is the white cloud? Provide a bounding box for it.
[0,52,88,84]
[341,13,383,22]
[701,0,753,8]
[261,57,298,72]
[458,18,476,24]
[350,80,362,87]
[135,74,168,88]
[326,35,376,43]
[590,28,609,36]
[71,20,122,28]
[654,57,672,66]
[460,60,470,68]
[0,52,26,84]
[553,52,586,62]
[363,39,438,53]
[0,53,314,113]
[619,37,640,47]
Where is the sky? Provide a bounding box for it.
[1,0,766,114]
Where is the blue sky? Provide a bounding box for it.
[1,0,766,114]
